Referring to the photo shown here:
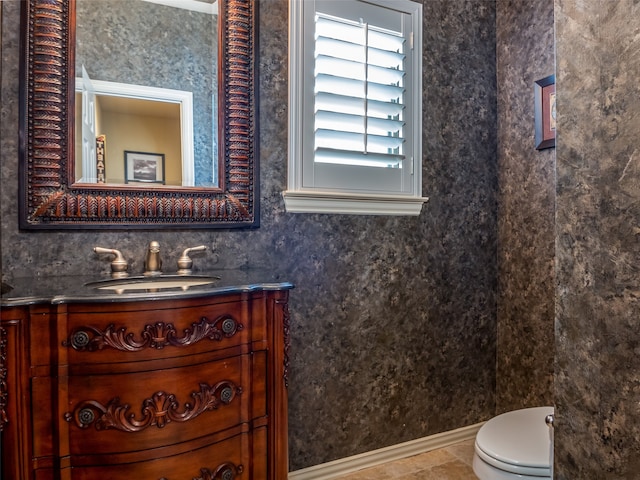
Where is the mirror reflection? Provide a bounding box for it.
[74,0,219,188]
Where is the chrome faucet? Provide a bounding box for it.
[144,241,163,276]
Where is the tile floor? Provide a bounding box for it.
[333,440,479,480]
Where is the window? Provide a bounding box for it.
[284,0,427,215]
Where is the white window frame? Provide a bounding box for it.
[284,0,428,215]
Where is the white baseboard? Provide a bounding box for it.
[288,422,484,480]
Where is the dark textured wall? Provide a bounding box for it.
[555,1,640,478]
[0,0,497,471]
[495,0,555,412]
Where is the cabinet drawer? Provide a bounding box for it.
[59,428,267,480]
[60,353,266,456]
[61,299,251,368]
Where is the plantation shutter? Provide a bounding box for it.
[302,0,414,194]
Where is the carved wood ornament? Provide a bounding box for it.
[281,300,291,388]
[64,381,242,432]
[19,0,258,228]
[160,463,244,480]
[63,315,242,352]
[195,463,244,480]
[0,327,7,432]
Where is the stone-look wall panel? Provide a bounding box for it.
[1,0,497,470]
[556,0,640,478]
[495,0,555,412]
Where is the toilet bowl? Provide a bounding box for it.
[473,406,553,480]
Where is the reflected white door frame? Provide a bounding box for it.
[75,78,195,186]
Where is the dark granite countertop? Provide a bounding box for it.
[1,269,293,307]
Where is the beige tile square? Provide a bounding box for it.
[429,460,478,480]
[397,460,477,480]
[336,470,380,480]
[400,448,457,471]
[444,439,476,466]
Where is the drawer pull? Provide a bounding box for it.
[195,463,244,480]
[220,386,234,404]
[63,315,243,352]
[221,318,236,335]
[77,407,96,426]
[70,330,91,349]
[64,380,242,432]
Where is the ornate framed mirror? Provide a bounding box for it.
[19,0,258,229]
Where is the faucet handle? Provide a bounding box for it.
[177,245,208,275]
[94,247,129,278]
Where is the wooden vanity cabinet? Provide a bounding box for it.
[0,289,290,480]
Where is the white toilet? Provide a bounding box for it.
[473,406,554,480]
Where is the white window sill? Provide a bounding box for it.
[282,190,429,216]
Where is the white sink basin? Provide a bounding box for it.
[86,275,219,292]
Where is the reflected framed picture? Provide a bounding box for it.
[534,74,556,150]
[124,151,165,184]
[96,134,106,184]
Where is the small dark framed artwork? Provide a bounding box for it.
[124,151,165,185]
[534,74,556,150]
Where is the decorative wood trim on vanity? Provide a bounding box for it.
[0,309,35,480]
[269,292,291,480]
[0,326,8,431]
[280,299,291,388]
[64,381,242,432]
[62,315,243,352]
[190,462,244,480]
